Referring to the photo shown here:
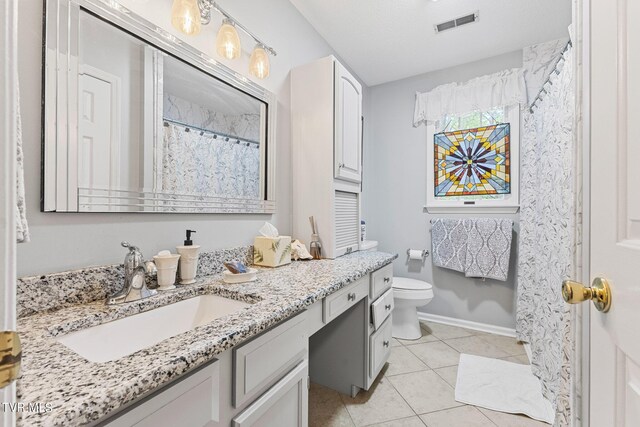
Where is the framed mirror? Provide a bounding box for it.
[43,0,276,213]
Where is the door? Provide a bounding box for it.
[334,61,362,183]
[589,0,640,424]
[0,2,20,427]
[78,67,121,197]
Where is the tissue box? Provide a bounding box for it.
[253,236,292,267]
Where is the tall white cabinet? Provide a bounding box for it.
[292,56,363,258]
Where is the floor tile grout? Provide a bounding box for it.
[383,372,421,423]
[416,404,500,425]
[311,321,532,427]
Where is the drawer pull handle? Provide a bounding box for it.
[384,277,390,283]
[383,340,390,348]
[385,304,392,310]
[347,292,356,301]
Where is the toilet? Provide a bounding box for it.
[360,241,434,340]
[391,277,434,340]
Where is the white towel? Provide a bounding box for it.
[464,218,512,281]
[15,83,29,243]
[431,219,469,273]
[455,354,554,424]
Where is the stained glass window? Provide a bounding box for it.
[433,123,511,198]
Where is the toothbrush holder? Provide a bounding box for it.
[153,254,181,290]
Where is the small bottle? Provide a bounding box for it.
[309,233,322,260]
[360,220,366,242]
[176,229,201,285]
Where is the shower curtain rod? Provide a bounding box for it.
[528,40,573,113]
[163,118,260,146]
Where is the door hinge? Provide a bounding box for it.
[0,331,22,388]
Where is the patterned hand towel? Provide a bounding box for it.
[463,219,513,281]
[431,219,469,273]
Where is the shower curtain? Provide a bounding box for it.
[161,123,261,200]
[516,43,578,426]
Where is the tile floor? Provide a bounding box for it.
[309,320,548,427]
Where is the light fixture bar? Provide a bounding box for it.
[198,0,277,56]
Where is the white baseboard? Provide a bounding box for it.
[417,312,517,338]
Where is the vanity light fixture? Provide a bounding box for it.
[249,44,270,79]
[171,0,201,36]
[170,0,277,79]
[215,18,241,59]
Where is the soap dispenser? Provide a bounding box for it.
[176,229,201,285]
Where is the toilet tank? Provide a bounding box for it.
[360,240,378,252]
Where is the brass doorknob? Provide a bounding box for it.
[562,277,612,312]
[0,331,22,388]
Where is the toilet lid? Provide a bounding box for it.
[393,277,432,291]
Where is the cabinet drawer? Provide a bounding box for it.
[370,264,393,300]
[233,313,307,408]
[232,361,308,427]
[371,289,394,331]
[369,317,392,378]
[323,276,368,323]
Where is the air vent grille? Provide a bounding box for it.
[435,11,479,33]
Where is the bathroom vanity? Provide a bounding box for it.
[15,250,396,426]
[25,1,396,425]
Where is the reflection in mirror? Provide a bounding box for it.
[78,10,146,199]
[161,55,265,201]
[44,1,275,213]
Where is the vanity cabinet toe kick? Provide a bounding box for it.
[99,264,393,427]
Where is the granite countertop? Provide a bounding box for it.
[16,251,396,426]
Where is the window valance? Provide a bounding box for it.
[413,68,527,126]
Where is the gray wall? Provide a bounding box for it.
[16,0,359,277]
[362,51,523,330]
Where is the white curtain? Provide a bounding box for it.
[413,68,527,126]
[516,44,578,426]
[161,123,261,199]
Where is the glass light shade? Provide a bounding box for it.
[249,45,270,79]
[171,0,201,36]
[216,20,242,60]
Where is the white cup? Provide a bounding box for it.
[153,254,181,290]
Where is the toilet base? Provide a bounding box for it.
[392,306,423,340]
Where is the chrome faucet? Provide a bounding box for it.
[107,242,158,305]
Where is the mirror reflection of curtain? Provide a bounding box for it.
[161,123,260,199]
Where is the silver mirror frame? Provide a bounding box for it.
[42,0,277,213]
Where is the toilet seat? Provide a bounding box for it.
[393,287,433,300]
[393,278,432,291]
[392,278,434,300]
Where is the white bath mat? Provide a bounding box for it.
[455,354,554,424]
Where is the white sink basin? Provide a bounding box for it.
[57,295,251,363]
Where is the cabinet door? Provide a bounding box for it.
[233,313,307,408]
[232,361,308,427]
[102,360,219,427]
[334,61,362,183]
[369,317,392,379]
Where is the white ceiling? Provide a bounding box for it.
[289,0,572,86]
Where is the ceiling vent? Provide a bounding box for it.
[434,11,479,34]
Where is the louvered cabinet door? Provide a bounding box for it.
[334,191,360,257]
